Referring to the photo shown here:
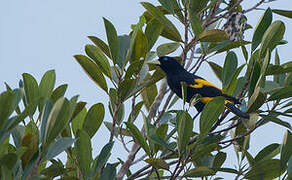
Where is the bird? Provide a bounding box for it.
[153,56,249,119]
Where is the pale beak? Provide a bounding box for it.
[148,59,161,66]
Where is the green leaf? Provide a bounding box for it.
[40,100,53,143]
[260,20,285,57]
[141,2,181,41]
[145,19,164,51]
[125,121,151,156]
[82,103,104,138]
[213,152,226,168]
[99,163,116,180]
[75,129,92,179]
[0,89,22,130]
[145,158,169,170]
[117,35,131,68]
[71,108,87,136]
[91,141,114,177]
[22,73,39,115]
[103,17,119,64]
[141,76,158,111]
[189,0,209,14]
[216,40,251,54]
[75,55,108,92]
[200,97,225,135]
[85,44,112,78]
[247,87,266,113]
[88,36,111,58]
[222,51,238,87]
[126,16,146,65]
[39,70,56,111]
[252,8,272,51]
[0,153,17,169]
[198,29,229,42]
[184,166,215,177]
[176,111,193,156]
[244,159,285,179]
[255,143,280,162]
[189,12,203,36]
[248,61,261,97]
[261,115,291,130]
[118,79,137,102]
[45,137,75,160]
[272,9,292,19]
[127,101,144,122]
[44,97,71,145]
[208,62,223,82]
[131,30,148,61]
[268,86,292,101]
[158,0,174,13]
[50,84,68,103]
[224,64,245,95]
[156,42,180,57]
[281,130,292,168]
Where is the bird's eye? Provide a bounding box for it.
[160,56,169,61]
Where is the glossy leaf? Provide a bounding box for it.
[131,30,148,61]
[268,86,292,101]
[189,12,203,36]
[281,130,292,168]
[91,141,114,177]
[158,0,174,13]
[252,8,272,51]
[145,19,164,51]
[222,51,238,87]
[85,44,112,78]
[88,36,111,58]
[244,159,285,179]
[156,42,180,57]
[141,2,181,41]
[200,97,225,135]
[184,166,215,177]
[272,9,292,19]
[45,137,75,160]
[22,73,39,115]
[213,152,226,168]
[145,158,169,170]
[125,121,151,156]
[38,70,56,111]
[208,62,223,82]
[260,20,285,57]
[103,17,119,64]
[247,87,266,113]
[76,129,92,179]
[176,111,193,156]
[75,55,108,92]
[117,35,131,68]
[82,103,104,138]
[99,163,116,180]
[261,115,291,130]
[198,29,229,42]
[255,143,280,162]
[50,84,68,103]
[0,89,22,130]
[44,98,71,145]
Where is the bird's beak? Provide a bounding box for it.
[148,59,160,66]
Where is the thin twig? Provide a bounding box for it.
[109,102,121,142]
[243,0,265,14]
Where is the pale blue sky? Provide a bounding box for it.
[1,0,291,178]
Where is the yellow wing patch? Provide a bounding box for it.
[189,78,222,91]
[201,97,233,105]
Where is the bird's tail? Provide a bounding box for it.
[225,102,249,119]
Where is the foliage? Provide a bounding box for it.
[1,0,292,179]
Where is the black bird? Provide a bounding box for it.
[154,56,249,119]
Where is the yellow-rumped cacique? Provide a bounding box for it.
[154,56,249,119]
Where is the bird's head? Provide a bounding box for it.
[151,56,185,75]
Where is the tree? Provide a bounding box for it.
[1,0,292,179]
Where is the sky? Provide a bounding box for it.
[0,0,291,179]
